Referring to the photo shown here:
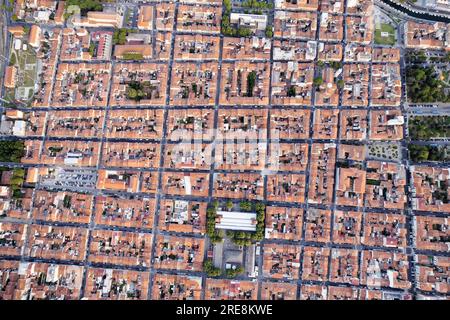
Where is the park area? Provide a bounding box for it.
[5,40,38,103]
[374,23,396,46]
[408,116,450,140]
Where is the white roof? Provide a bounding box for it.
[36,11,51,21]
[215,211,257,231]
[12,120,26,136]
[0,186,10,197]
[14,39,22,50]
[184,176,192,195]
[230,12,267,22]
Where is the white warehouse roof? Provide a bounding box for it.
[215,211,257,232]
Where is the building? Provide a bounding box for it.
[54,1,65,24]
[12,120,26,136]
[73,11,123,28]
[215,211,257,232]
[4,66,17,88]
[405,21,450,50]
[29,25,41,48]
[114,45,152,59]
[90,31,113,60]
[26,168,39,184]
[0,186,10,198]
[87,11,122,27]
[8,26,25,38]
[230,13,267,31]
[5,110,24,119]
[137,5,153,30]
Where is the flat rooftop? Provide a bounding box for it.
[215,211,257,232]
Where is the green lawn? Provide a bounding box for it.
[3,88,16,103]
[374,23,396,46]
[16,48,37,87]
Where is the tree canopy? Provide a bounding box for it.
[407,66,450,103]
[66,0,103,16]
[0,141,25,163]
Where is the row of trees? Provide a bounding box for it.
[1,0,14,13]
[221,16,253,37]
[206,200,265,246]
[407,50,450,64]
[203,259,244,278]
[225,266,244,278]
[227,201,265,246]
[206,201,225,243]
[203,259,221,277]
[242,0,272,10]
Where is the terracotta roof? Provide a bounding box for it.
[4,66,17,88]
[114,45,152,58]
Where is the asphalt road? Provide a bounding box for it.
[0,0,7,96]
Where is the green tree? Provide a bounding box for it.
[226,200,233,211]
[226,230,235,237]
[223,0,232,11]
[330,61,342,70]
[126,87,138,100]
[237,27,252,37]
[210,231,224,244]
[265,26,273,38]
[66,0,103,16]
[9,53,16,66]
[287,86,296,97]
[0,141,25,163]
[206,207,216,218]
[203,259,222,277]
[89,43,96,56]
[246,71,257,97]
[313,77,324,87]
[239,201,252,212]
[225,266,244,278]
[113,29,128,45]
[213,200,220,209]
[255,202,265,213]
